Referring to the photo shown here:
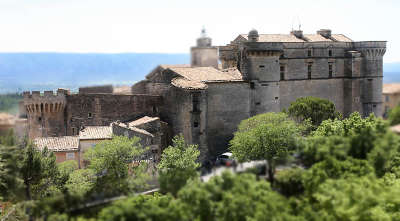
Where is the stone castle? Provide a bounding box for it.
[23,28,386,161]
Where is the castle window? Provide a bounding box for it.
[329,50,333,57]
[192,93,200,112]
[259,65,265,68]
[280,65,285,80]
[66,152,75,160]
[373,104,377,108]
[275,97,279,100]
[193,122,199,128]
[88,112,93,118]
[307,49,312,57]
[152,105,158,114]
[328,63,333,78]
[250,82,255,89]
[72,127,76,135]
[38,117,42,122]
[255,102,261,105]
[308,63,312,79]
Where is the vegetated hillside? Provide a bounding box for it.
[0,93,22,114]
[0,53,189,93]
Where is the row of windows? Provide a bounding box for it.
[279,63,334,80]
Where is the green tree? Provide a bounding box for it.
[287,96,341,128]
[0,144,23,202]
[65,169,96,199]
[157,135,200,195]
[84,136,148,195]
[230,112,300,184]
[388,105,400,126]
[275,167,305,197]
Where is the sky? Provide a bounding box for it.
[0,0,399,62]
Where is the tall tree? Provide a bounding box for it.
[84,136,148,195]
[388,105,400,126]
[157,135,200,196]
[230,112,300,184]
[287,96,341,128]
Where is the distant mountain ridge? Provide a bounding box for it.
[0,53,399,93]
[0,53,189,93]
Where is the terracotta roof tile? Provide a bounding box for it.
[128,116,159,127]
[34,136,79,152]
[383,83,400,94]
[171,78,208,90]
[79,126,112,140]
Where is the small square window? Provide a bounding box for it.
[250,82,255,89]
[259,65,265,68]
[38,117,42,122]
[88,112,93,118]
[255,102,261,105]
[329,50,333,57]
[66,152,75,160]
[193,122,199,127]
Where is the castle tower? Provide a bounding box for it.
[23,89,68,139]
[355,43,386,117]
[190,28,219,69]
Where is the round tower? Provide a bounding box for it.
[190,28,219,69]
[23,89,68,139]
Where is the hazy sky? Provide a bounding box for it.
[0,0,399,62]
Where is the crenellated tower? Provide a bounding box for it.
[354,42,386,117]
[23,89,68,139]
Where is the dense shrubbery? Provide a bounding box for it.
[4,96,400,220]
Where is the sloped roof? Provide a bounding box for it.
[238,33,352,43]
[383,83,400,94]
[34,136,79,152]
[168,67,243,82]
[0,113,15,126]
[171,78,208,90]
[79,126,112,140]
[128,116,159,127]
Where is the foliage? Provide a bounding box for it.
[287,96,341,128]
[388,105,400,126]
[275,167,305,197]
[0,93,22,114]
[306,177,400,220]
[84,136,148,196]
[65,169,96,199]
[157,134,200,195]
[230,112,300,183]
[0,129,17,146]
[0,144,23,202]
[56,160,78,190]
[302,157,374,194]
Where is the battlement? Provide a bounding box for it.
[23,89,68,114]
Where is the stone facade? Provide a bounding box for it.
[23,28,386,162]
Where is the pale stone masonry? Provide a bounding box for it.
[23,28,386,162]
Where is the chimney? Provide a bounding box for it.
[291,30,303,39]
[317,29,332,38]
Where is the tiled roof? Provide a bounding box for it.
[79,126,112,140]
[113,121,154,137]
[128,116,159,127]
[159,64,191,69]
[34,136,79,152]
[169,67,243,82]
[0,113,15,126]
[383,83,400,94]
[171,78,208,90]
[239,33,352,42]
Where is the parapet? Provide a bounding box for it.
[23,90,67,114]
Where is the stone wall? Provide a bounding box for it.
[66,94,162,135]
[79,85,113,94]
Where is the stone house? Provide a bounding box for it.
[382,83,400,117]
[34,136,80,166]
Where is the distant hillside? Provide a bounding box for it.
[0,53,399,93]
[0,53,189,93]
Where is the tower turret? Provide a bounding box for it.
[23,89,68,139]
[190,28,219,69]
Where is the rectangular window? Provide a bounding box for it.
[88,112,93,119]
[386,95,390,102]
[192,93,200,112]
[329,50,333,57]
[250,82,255,89]
[308,63,312,79]
[193,122,199,128]
[280,65,285,80]
[259,65,265,68]
[66,152,75,160]
[308,49,312,57]
[328,63,333,78]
